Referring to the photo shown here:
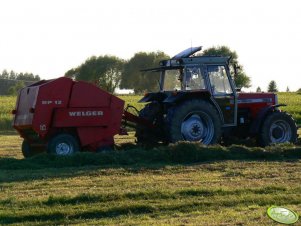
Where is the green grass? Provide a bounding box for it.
[1,134,301,225]
[0,96,15,130]
[278,92,301,125]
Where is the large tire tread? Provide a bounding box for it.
[135,103,165,144]
[47,133,80,155]
[166,99,222,145]
[22,140,33,158]
[258,111,298,146]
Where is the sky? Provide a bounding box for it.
[0,0,300,92]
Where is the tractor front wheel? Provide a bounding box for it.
[258,111,298,146]
[47,134,80,156]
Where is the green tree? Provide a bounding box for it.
[8,81,25,95]
[120,51,169,93]
[65,55,124,93]
[9,70,16,80]
[202,46,251,89]
[1,70,9,79]
[0,70,40,95]
[256,86,262,92]
[17,73,40,81]
[267,80,278,92]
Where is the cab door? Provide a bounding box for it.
[205,65,237,126]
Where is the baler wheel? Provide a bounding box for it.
[47,134,80,156]
[22,140,33,158]
[258,111,298,146]
[166,100,222,145]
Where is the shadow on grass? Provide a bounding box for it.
[41,185,290,206]
[1,190,301,224]
[0,142,300,183]
[0,205,155,224]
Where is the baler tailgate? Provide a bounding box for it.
[13,86,39,127]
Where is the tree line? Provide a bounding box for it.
[256,81,299,93]
[0,70,40,95]
[65,46,251,94]
[6,46,297,95]
[65,51,171,94]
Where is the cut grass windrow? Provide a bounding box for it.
[0,142,300,171]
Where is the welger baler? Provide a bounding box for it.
[12,77,125,157]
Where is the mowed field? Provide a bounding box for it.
[0,93,301,225]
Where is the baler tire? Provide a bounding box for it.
[22,140,33,158]
[258,111,298,146]
[47,134,80,156]
[166,99,222,145]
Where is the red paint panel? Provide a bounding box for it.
[69,81,111,107]
[77,127,114,147]
[32,77,73,137]
[238,92,276,119]
[109,95,125,134]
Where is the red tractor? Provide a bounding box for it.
[135,46,298,146]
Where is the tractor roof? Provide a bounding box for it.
[171,46,203,59]
[142,46,231,72]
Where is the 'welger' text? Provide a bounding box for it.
[69,111,103,117]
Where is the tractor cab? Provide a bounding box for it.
[141,46,237,127]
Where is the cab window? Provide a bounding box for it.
[185,67,205,90]
[208,65,233,95]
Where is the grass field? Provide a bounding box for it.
[0,93,301,225]
[278,92,301,125]
[1,134,301,225]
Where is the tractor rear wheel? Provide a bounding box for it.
[258,111,298,146]
[47,134,80,156]
[167,100,222,145]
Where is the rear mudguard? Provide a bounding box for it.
[138,90,224,125]
[249,104,286,135]
[163,90,211,103]
[138,92,168,103]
